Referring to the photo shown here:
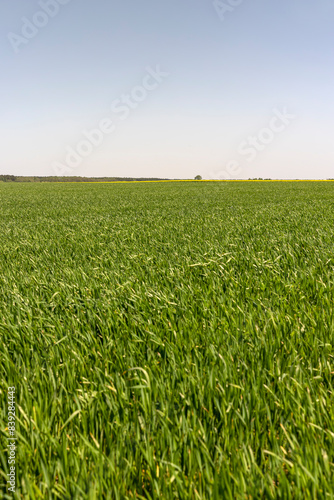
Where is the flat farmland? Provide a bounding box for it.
[1,181,334,499]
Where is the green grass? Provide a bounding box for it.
[1,181,334,499]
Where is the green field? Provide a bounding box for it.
[1,181,334,499]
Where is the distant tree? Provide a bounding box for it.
[194,175,202,180]
[0,175,17,182]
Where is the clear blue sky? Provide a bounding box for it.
[1,0,333,179]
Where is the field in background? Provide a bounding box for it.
[1,181,334,499]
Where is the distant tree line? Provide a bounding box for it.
[0,176,169,183]
[0,175,17,182]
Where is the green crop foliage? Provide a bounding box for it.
[0,181,333,499]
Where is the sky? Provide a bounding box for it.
[1,0,333,180]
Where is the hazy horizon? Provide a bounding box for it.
[1,0,334,180]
